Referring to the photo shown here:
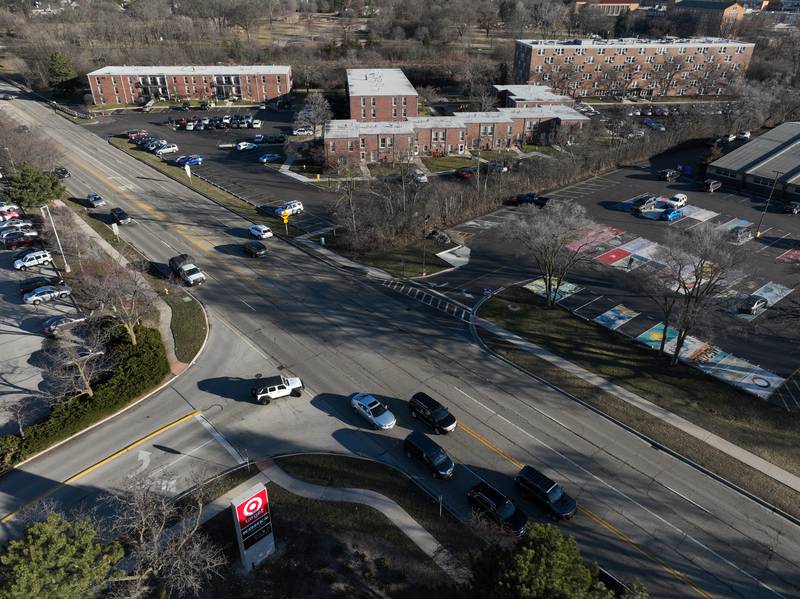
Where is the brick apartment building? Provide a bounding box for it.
[493,84,576,108]
[574,0,641,15]
[87,65,292,105]
[324,107,588,165]
[346,68,419,122]
[513,37,754,98]
[671,0,746,36]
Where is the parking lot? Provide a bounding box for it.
[88,106,336,235]
[0,249,76,434]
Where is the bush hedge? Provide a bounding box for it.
[0,326,169,472]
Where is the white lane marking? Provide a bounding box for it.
[149,438,216,477]
[757,232,790,252]
[194,414,246,464]
[240,298,257,311]
[662,483,711,516]
[452,386,788,599]
[573,295,603,312]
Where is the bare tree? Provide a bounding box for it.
[103,473,226,599]
[225,0,261,41]
[504,201,592,307]
[75,257,158,347]
[1,396,32,439]
[659,225,742,366]
[294,92,332,138]
[41,328,114,400]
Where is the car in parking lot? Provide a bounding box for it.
[42,313,86,337]
[180,155,204,166]
[272,201,304,216]
[243,240,268,258]
[144,139,168,151]
[4,235,36,250]
[20,274,63,294]
[658,169,679,182]
[23,284,71,305]
[236,141,257,151]
[739,294,768,315]
[704,179,722,192]
[662,193,688,208]
[350,392,396,430]
[632,196,658,215]
[258,152,281,163]
[736,131,751,140]
[292,126,313,136]
[730,224,754,243]
[408,392,457,434]
[251,119,262,128]
[783,201,800,214]
[86,192,106,208]
[110,207,132,225]
[404,431,455,479]
[484,161,508,173]
[249,224,273,239]
[660,207,683,222]
[466,482,528,536]
[266,134,286,144]
[1,229,38,243]
[454,166,478,180]
[185,122,195,131]
[514,464,577,521]
[0,220,34,234]
[154,143,178,156]
[53,167,70,178]
[510,193,550,208]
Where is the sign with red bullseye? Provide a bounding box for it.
[231,483,275,570]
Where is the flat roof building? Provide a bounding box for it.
[346,68,419,122]
[493,84,575,107]
[513,37,754,98]
[708,123,800,200]
[86,65,292,105]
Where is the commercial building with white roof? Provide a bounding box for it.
[87,65,292,105]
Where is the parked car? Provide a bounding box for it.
[237,142,257,151]
[251,119,262,128]
[183,155,203,166]
[0,208,21,223]
[110,207,132,225]
[784,201,800,214]
[243,240,268,257]
[4,236,36,250]
[20,274,63,295]
[408,392,457,434]
[643,118,665,132]
[484,161,508,173]
[704,179,722,192]
[736,131,751,141]
[53,167,71,178]
[454,166,478,180]
[251,374,303,404]
[24,285,71,305]
[514,464,577,521]
[249,224,273,239]
[660,207,683,222]
[724,133,736,143]
[185,122,195,131]
[739,294,769,315]
[292,126,313,136]
[632,197,658,215]
[155,143,178,156]
[1,229,38,242]
[404,431,455,479]
[410,168,428,184]
[273,201,304,216]
[664,193,688,208]
[511,193,550,208]
[466,482,527,536]
[42,314,86,337]
[350,392,396,430]
[730,224,754,243]
[86,192,106,208]
[221,115,231,124]
[266,134,286,144]
[0,220,34,234]
[258,152,281,163]
[658,169,679,182]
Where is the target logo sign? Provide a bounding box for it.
[235,487,269,529]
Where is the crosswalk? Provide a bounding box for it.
[381,279,472,322]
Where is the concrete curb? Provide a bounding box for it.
[469,286,800,528]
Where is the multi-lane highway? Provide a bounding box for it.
[0,86,798,599]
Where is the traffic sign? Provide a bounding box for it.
[281,213,289,224]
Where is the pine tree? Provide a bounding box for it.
[7,163,65,209]
[47,51,77,87]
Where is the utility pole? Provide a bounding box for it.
[42,204,70,273]
[755,170,783,238]
[421,214,430,276]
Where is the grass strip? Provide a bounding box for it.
[275,453,479,562]
[477,287,800,517]
[421,155,478,173]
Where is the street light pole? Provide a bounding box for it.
[42,204,70,273]
[755,170,783,238]
[421,214,430,277]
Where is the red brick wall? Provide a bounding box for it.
[463,122,514,151]
[349,95,418,121]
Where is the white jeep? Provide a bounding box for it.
[251,375,303,404]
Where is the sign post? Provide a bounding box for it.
[231,483,275,571]
[281,211,289,235]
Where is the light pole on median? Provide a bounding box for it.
[755,170,783,239]
[42,204,70,273]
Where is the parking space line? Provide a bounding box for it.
[573,295,603,312]
[757,233,791,252]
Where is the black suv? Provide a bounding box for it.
[511,193,550,208]
[658,169,679,182]
[110,207,131,225]
[409,392,457,434]
[467,482,527,536]
[404,431,455,479]
[20,275,63,295]
[514,465,577,521]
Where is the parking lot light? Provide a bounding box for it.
[755,170,783,239]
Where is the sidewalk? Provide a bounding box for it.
[294,237,393,280]
[475,317,800,495]
[199,462,467,583]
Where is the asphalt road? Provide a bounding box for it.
[0,87,799,599]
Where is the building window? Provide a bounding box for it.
[553,65,561,72]
[719,47,726,54]
[330,141,336,151]
[459,130,465,140]
[537,48,545,56]
[736,46,746,54]
[507,125,512,135]
[625,57,635,64]
[392,108,397,117]
[172,77,177,84]
[686,55,694,63]
[402,108,407,116]
[371,108,376,117]
[555,48,564,55]
[616,48,626,55]
[638,47,646,55]
[645,56,654,64]
[583,73,592,80]
[535,65,543,73]
[598,48,605,55]
[613,65,624,72]
[575,48,585,55]
[585,56,594,64]
[725,55,732,62]
[361,108,366,118]
[623,73,632,81]
[595,65,602,72]
[565,57,574,64]
[544,57,553,64]
[360,97,365,106]
[402,97,407,105]
[371,97,376,105]
[605,56,614,64]
[379,137,386,148]
[480,124,494,135]
[634,64,642,72]
[543,74,550,81]
[348,140,354,151]
[679,47,686,54]
[653,64,663,72]
[392,96,397,106]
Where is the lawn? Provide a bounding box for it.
[478,286,800,519]
[201,481,452,599]
[522,144,557,156]
[367,162,404,178]
[421,155,478,173]
[475,149,518,162]
[275,453,480,562]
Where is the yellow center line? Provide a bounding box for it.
[0,410,199,524]
[458,420,715,599]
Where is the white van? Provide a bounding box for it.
[14,250,52,270]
